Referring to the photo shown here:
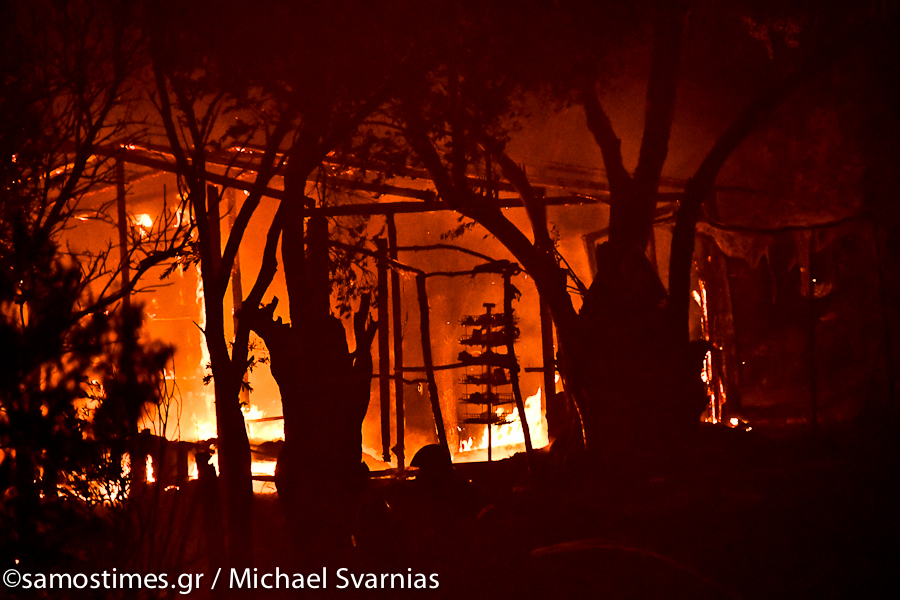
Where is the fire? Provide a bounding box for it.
[455,386,548,462]
[251,460,277,477]
[695,280,726,424]
[145,455,155,483]
[129,232,279,493]
[188,265,220,442]
[130,213,154,239]
[57,453,136,505]
[242,404,285,442]
[241,405,281,493]
[191,417,218,442]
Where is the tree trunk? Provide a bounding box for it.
[250,170,376,567]
[211,372,253,568]
[205,298,254,570]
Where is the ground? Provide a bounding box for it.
[244,422,900,599]
[19,422,898,599]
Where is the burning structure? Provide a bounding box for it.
[2,1,900,598]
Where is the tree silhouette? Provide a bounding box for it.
[146,0,423,568]
[391,0,899,457]
[0,0,190,565]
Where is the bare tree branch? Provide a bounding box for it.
[633,0,687,194]
[492,150,553,251]
[581,86,632,197]
[216,118,292,300]
[668,12,899,342]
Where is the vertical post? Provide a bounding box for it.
[536,200,557,417]
[504,270,534,472]
[416,274,450,454]
[484,303,494,463]
[387,215,405,472]
[375,238,392,463]
[206,185,222,276]
[540,301,555,413]
[226,190,250,406]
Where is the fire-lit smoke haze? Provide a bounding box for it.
[55,37,876,468]
[64,137,611,468]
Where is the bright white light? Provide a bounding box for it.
[134,213,153,229]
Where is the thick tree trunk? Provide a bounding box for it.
[210,371,253,568]
[204,299,254,570]
[251,168,376,566]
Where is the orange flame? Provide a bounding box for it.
[455,386,548,462]
[695,280,726,424]
[145,455,155,483]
